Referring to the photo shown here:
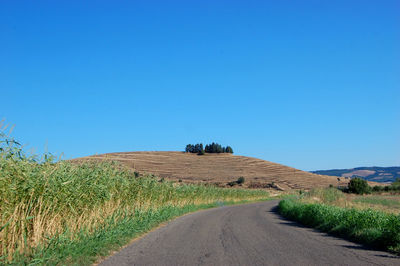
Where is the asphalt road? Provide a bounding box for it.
[100,201,399,266]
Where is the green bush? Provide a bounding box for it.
[227,177,245,186]
[225,146,234,154]
[348,177,371,195]
[348,178,400,195]
[237,176,245,184]
[391,185,400,191]
[373,185,383,192]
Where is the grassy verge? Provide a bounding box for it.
[0,132,270,264]
[10,199,268,265]
[278,189,400,254]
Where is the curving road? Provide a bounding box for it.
[100,201,399,266]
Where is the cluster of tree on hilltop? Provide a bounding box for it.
[185,143,204,154]
[185,142,233,155]
[205,143,233,153]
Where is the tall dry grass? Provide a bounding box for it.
[0,130,268,262]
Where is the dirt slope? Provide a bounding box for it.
[77,151,347,190]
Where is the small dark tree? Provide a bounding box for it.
[372,185,383,192]
[186,143,205,153]
[348,177,371,195]
[210,142,216,153]
[198,149,205,155]
[237,176,245,184]
[225,146,233,153]
[185,144,191,153]
[216,143,223,153]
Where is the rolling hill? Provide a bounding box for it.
[311,166,400,183]
[76,151,349,190]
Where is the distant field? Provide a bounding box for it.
[352,195,400,214]
[298,188,400,214]
[76,151,349,190]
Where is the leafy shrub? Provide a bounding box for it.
[348,177,371,195]
[225,146,234,153]
[391,185,400,191]
[345,178,400,195]
[227,177,246,187]
[373,185,383,192]
[237,176,245,184]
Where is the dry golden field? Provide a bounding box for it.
[77,151,350,190]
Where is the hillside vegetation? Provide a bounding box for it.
[80,151,349,190]
[0,133,269,264]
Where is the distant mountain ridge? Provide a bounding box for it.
[311,166,400,183]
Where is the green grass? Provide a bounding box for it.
[353,196,400,208]
[279,196,400,254]
[0,131,270,264]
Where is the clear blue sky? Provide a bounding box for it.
[1,0,399,170]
